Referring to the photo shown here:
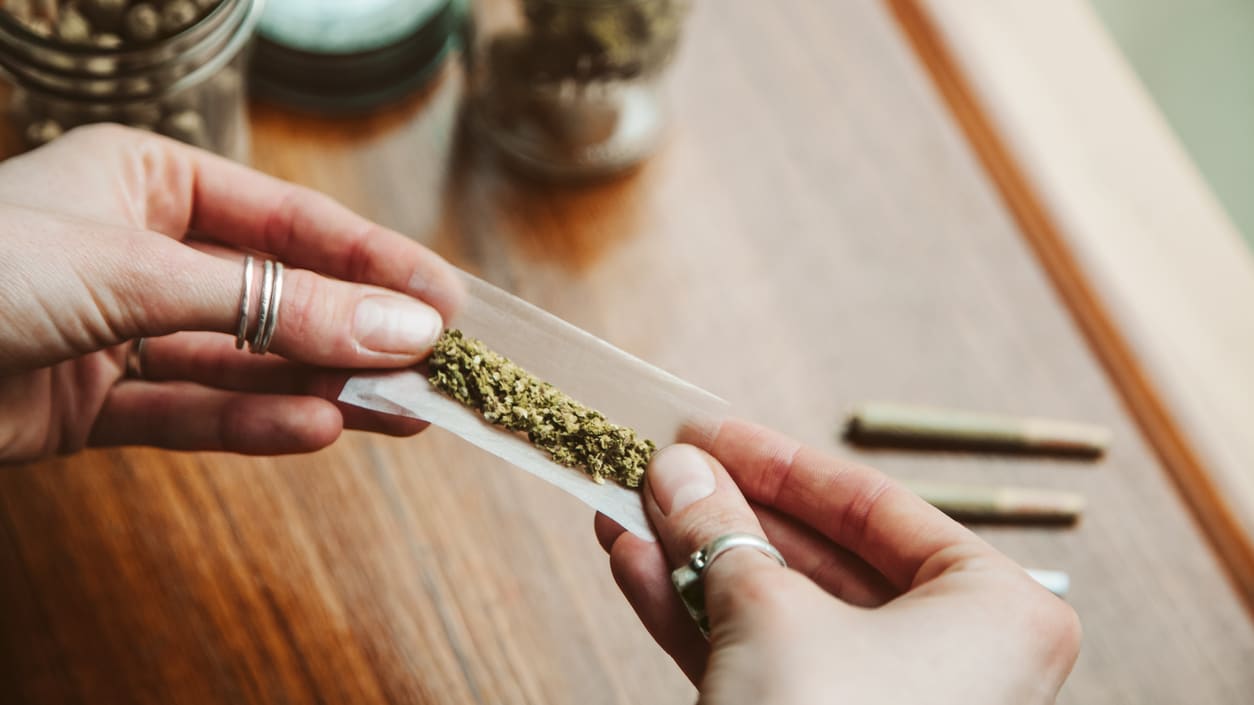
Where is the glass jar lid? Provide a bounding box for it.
[250,0,468,113]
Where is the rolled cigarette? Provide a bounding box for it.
[1026,569,1070,598]
[845,402,1110,457]
[907,482,1084,524]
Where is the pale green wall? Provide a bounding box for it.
[1090,0,1254,247]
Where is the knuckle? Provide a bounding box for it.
[742,427,802,504]
[263,188,341,254]
[836,475,897,551]
[991,575,1082,671]
[1025,595,1083,665]
[342,222,387,283]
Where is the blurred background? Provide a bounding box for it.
[1093,0,1254,247]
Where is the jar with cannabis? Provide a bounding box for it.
[0,0,264,161]
[470,0,689,180]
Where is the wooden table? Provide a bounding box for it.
[3,2,1253,703]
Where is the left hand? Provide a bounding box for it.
[0,125,463,463]
[596,419,1080,704]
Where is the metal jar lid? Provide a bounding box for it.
[249,0,467,113]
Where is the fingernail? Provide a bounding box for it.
[649,445,716,516]
[354,295,442,355]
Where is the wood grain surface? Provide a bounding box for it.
[2,2,1253,704]
[891,0,1254,610]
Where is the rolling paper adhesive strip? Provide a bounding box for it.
[339,272,729,539]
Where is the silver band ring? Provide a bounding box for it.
[235,255,254,350]
[250,260,277,354]
[255,262,283,354]
[671,532,787,638]
[232,256,285,355]
[125,337,148,379]
[251,259,273,354]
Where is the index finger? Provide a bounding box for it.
[698,418,999,590]
[173,140,464,320]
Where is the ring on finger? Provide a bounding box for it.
[250,260,284,355]
[671,532,787,638]
[125,337,148,379]
[234,255,286,356]
[235,255,254,350]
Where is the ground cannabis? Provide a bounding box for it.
[428,329,656,489]
[1,0,234,152]
[512,0,688,83]
[4,0,222,45]
[474,0,690,177]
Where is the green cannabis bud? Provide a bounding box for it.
[515,0,687,82]
[428,329,656,489]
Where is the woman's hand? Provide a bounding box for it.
[0,124,463,463]
[597,419,1081,704]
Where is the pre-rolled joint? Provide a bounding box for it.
[845,402,1110,458]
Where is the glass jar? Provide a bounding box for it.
[0,0,264,161]
[250,0,468,114]
[470,0,690,180]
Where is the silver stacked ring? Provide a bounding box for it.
[234,255,286,355]
[671,532,787,638]
[235,255,255,350]
[125,337,148,379]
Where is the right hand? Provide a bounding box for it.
[596,419,1081,704]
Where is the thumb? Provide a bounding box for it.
[643,444,801,640]
[38,225,444,369]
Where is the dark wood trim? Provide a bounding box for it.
[885,0,1254,613]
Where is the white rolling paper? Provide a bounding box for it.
[339,272,729,539]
